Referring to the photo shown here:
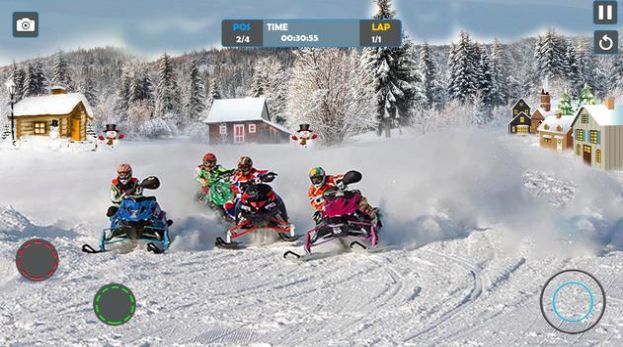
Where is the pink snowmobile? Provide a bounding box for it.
[284,171,381,260]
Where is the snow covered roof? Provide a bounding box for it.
[575,104,623,126]
[511,99,529,110]
[508,111,531,125]
[533,107,556,119]
[14,93,94,118]
[538,115,575,134]
[205,97,268,124]
[263,119,291,134]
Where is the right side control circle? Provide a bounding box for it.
[540,269,606,334]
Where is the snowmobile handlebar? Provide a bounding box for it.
[335,170,362,189]
[256,172,278,184]
[140,176,161,190]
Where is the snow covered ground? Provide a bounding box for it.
[1,129,623,346]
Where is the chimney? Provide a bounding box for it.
[605,97,615,110]
[540,90,551,112]
[50,86,67,95]
[556,111,562,119]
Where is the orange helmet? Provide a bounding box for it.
[116,163,132,180]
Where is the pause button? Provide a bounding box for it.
[594,1,618,25]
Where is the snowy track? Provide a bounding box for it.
[3,134,623,345]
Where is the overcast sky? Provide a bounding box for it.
[0,0,601,65]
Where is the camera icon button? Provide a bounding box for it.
[13,12,39,38]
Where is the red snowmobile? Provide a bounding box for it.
[215,172,298,249]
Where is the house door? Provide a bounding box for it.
[71,119,81,141]
[583,145,592,165]
[233,124,245,144]
[556,137,563,152]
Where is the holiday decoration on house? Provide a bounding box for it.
[98,124,125,147]
[290,124,318,147]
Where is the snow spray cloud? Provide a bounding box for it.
[1,131,622,255]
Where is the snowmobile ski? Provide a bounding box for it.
[278,233,301,242]
[350,241,395,254]
[81,243,106,254]
[147,242,166,254]
[214,237,246,250]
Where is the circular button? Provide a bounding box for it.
[15,239,59,281]
[540,269,606,334]
[93,283,136,326]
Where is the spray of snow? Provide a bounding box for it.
[1,128,622,256]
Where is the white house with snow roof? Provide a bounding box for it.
[11,86,93,141]
[537,111,574,151]
[571,97,623,170]
[204,97,291,145]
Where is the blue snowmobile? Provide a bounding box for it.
[82,176,173,254]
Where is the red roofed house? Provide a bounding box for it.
[204,97,291,145]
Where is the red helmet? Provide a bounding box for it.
[116,163,132,180]
[203,153,217,166]
[237,156,253,174]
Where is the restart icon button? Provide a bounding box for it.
[594,30,619,54]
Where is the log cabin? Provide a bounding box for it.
[12,86,93,141]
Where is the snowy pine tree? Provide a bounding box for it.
[448,32,479,103]
[577,83,597,107]
[489,39,511,106]
[22,63,47,97]
[1,123,11,141]
[10,63,26,102]
[155,53,181,123]
[558,91,574,115]
[129,67,154,104]
[395,36,424,123]
[613,46,623,98]
[475,45,494,107]
[361,0,416,137]
[418,43,437,108]
[78,63,98,106]
[248,59,267,97]
[52,53,74,91]
[205,76,221,110]
[564,42,582,98]
[184,61,205,125]
[86,123,98,140]
[534,30,568,83]
[115,66,133,120]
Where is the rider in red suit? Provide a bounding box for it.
[224,156,269,220]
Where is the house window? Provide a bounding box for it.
[590,130,600,144]
[581,113,589,124]
[596,149,601,163]
[543,137,552,144]
[34,122,47,135]
[520,116,525,123]
[576,129,584,142]
[219,125,227,135]
[556,125,563,132]
[544,124,550,130]
[248,124,256,133]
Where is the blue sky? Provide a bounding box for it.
[0,0,601,65]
